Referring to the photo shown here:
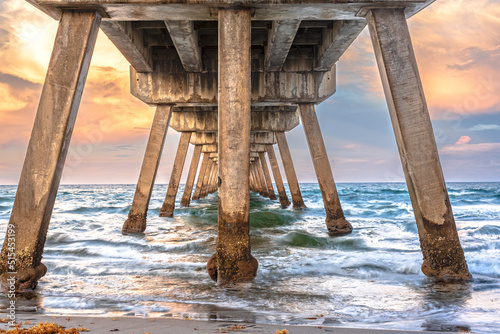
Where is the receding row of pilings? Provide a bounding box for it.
[0,5,472,290]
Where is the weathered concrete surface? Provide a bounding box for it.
[259,152,277,200]
[266,145,291,208]
[265,20,301,71]
[367,8,471,280]
[299,104,352,235]
[123,104,173,234]
[202,144,218,153]
[275,132,306,209]
[169,109,300,132]
[192,153,209,200]
[209,8,258,285]
[159,131,192,217]
[0,11,101,290]
[165,20,202,72]
[190,131,276,145]
[180,145,202,207]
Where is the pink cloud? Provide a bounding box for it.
[455,136,471,145]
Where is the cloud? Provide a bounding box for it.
[455,136,471,145]
[469,124,500,131]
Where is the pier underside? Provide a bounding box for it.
[1,0,472,289]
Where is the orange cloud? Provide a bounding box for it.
[455,136,471,145]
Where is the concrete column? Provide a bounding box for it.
[249,164,257,192]
[200,159,214,198]
[159,132,192,217]
[205,160,215,196]
[299,104,352,235]
[192,153,209,200]
[210,162,218,193]
[255,157,269,198]
[367,9,471,279]
[208,8,258,285]
[123,105,173,234]
[259,152,277,200]
[180,145,202,207]
[0,11,101,289]
[275,132,307,209]
[266,145,291,208]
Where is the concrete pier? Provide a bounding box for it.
[266,145,291,208]
[0,11,101,289]
[123,104,173,233]
[159,131,192,217]
[8,0,469,285]
[259,152,278,200]
[299,104,352,235]
[367,8,471,279]
[180,145,202,207]
[211,8,258,285]
[275,132,307,209]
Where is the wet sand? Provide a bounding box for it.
[1,315,450,334]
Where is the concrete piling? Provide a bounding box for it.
[299,104,352,235]
[159,131,192,217]
[275,132,307,209]
[123,104,173,233]
[266,145,291,208]
[0,11,101,289]
[180,145,202,207]
[208,8,258,285]
[192,153,209,201]
[367,8,471,279]
[259,152,278,200]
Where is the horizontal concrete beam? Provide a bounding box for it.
[170,109,299,132]
[265,20,301,72]
[131,60,336,105]
[100,21,153,73]
[190,132,276,145]
[202,144,217,153]
[32,1,433,22]
[251,144,267,153]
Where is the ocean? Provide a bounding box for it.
[0,182,499,333]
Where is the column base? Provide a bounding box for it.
[421,244,472,280]
[326,216,353,236]
[207,253,259,284]
[279,197,291,209]
[159,210,174,217]
[1,263,48,291]
[122,213,147,234]
[180,198,190,207]
[292,201,307,210]
[269,194,278,201]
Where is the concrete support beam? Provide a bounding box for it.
[169,109,300,132]
[0,11,101,289]
[367,8,470,280]
[265,20,301,71]
[315,20,366,71]
[207,8,258,285]
[100,21,152,73]
[165,20,202,72]
[266,145,291,208]
[275,132,306,209]
[131,61,336,104]
[299,104,352,235]
[180,144,202,207]
[259,152,277,200]
[202,144,218,153]
[190,132,217,145]
[123,105,173,234]
[159,131,192,216]
[192,153,209,200]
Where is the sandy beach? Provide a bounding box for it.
[0,316,452,334]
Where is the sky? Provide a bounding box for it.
[0,0,499,185]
